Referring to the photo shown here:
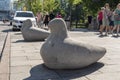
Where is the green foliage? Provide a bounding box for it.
[43,0,59,13]
[16,0,120,19]
[82,0,120,16]
[17,0,32,11]
[17,0,24,9]
[73,0,82,5]
[65,0,82,6]
[17,0,60,15]
[24,0,32,11]
[31,0,42,15]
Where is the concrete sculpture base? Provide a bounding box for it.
[21,19,50,41]
[40,18,106,69]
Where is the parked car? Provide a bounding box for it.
[12,11,36,31]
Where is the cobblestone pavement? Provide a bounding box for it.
[9,29,120,80]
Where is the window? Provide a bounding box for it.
[16,12,34,17]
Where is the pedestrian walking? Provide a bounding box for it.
[109,9,114,34]
[49,12,55,21]
[88,15,92,24]
[112,3,120,37]
[56,12,62,18]
[43,12,50,27]
[102,3,111,36]
[98,7,104,35]
[36,11,43,28]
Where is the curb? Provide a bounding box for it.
[0,32,11,80]
[0,32,9,61]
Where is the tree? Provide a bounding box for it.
[82,0,120,17]
[31,0,42,15]
[17,0,32,11]
[63,0,82,28]
[17,0,42,14]
[43,0,59,13]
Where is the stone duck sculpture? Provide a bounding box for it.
[21,19,50,41]
[40,18,106,69]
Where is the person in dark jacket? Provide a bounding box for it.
[49,12,55,20]
[43,12,50,27]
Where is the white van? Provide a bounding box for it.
[12,11,36,31]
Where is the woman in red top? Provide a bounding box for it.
[98,7,105,35]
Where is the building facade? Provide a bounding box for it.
[0,0,11,20]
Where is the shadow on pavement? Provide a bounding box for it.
[98,35,106,38]
[24,62,104,80]
[111,35,119,38]
[12,39,45,43]
[2,28,12,33]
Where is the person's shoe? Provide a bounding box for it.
[104,33,108,36]
[99,31,103,35]
[99,32,103,36]
[116,34,119,37]
[108,32,111,34]
[111,31,113,35]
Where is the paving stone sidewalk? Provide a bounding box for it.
[0,22,9,57]
[0,22,11,80]
[9,30,120,80]
[0,32,7,57]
